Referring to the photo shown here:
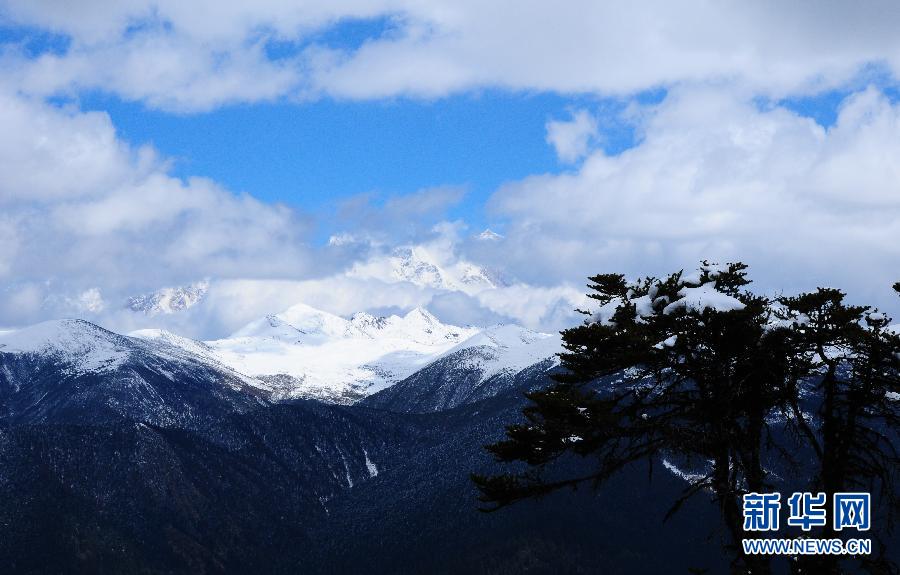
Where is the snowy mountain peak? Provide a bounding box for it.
[402,306,440,327]
[349,311,389,331]
[277,302,360,338]
[0,319,132,373]
[425,323,562,384]
[127,280,209,316]
[230,303,360,341]
[476,229,503,241]
[391,246,445,287]
[347,243,504,294]
[350,307,476,345]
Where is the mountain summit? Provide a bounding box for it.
[125,302,561,405]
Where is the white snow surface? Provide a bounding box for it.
[662,283,746,315]
[202,306,484,401]
[432,323,562,381]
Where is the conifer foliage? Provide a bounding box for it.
[473,262,900,574]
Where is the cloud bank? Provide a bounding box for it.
[0,88,326,327]
[1,1,899,336]
[486,86,900,312]
[4,1,900,109]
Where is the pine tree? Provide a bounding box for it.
[473,264,900,574]
[776,289,900,574]
[474,262,788,573]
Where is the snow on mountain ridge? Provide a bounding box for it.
[348,245,506,294]
[206,305,482,402]
[2,305,562,407]
[127,280,209,315]
[0,319,132,373]
[231,303,360,342]
[434,323,562,382]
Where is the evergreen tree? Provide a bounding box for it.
[776,289,900,574]
[473,264,900,574]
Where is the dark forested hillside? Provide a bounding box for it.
[0,371,728,574]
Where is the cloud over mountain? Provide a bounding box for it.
[2,1,900,335]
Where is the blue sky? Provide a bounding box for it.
[76,90,663,241]
[1,1,900,335]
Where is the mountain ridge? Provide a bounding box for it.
[2,303,561,407]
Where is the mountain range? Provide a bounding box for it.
[126,303,559,405]
[0,304,727,574]
[121,243,512,322]
[5,283,896,573]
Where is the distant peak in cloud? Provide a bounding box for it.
[476,229,503,241]
[127,280,210,316]
[347,244,502,294]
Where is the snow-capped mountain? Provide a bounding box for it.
[0,319,267,427]
[126,301,562,405]
[348,245,509,294]
[475,228,503,241]
[362,324,561,412]
[197,305,483,403]
[3,299,562,408]
[127,280,209,315]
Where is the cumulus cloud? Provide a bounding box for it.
[3,1,900,336]
[4,1,900,108]
[0,87,333,328]
[546,109,598,163]
[485,86,900,313]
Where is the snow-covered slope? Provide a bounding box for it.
[0,319,267,427]
[362,324,562,412]
[433,324,561,381]
[0,319,132,374]
[200,306,482,403]
[6,305,562,409]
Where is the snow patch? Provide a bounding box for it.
[663,283,746,315]
[364,449,379,477]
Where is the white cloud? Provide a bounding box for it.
[335,186,467,244]
[546,109,598,163]
[73,288,106,313]
[0,87,331,328]
[4,2,900,108]
[485,86,900,314]
[3,1,900,335]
